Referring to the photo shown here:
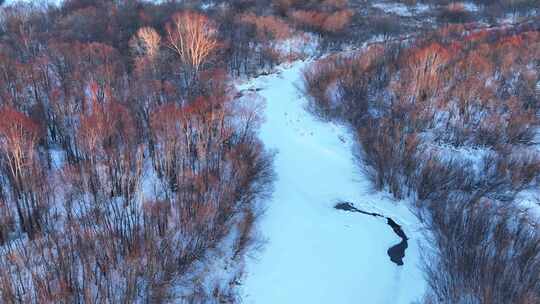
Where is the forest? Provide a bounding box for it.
[0,0,285,302]
[0,0,539,303]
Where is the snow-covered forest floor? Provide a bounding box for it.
[237,61,426,303]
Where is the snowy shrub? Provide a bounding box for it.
[438,2,473,23]
[421,196,540,304]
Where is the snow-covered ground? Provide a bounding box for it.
[372,2,430,17]
[238,61,426,303]
[3,0,61,6]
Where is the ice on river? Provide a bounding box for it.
[238,61,426,304]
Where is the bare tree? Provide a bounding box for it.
[0,106,44,236]
[165,11,219,85]
[130,26,161,59]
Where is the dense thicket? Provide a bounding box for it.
[304,23,540,303]
[0,0,288,302]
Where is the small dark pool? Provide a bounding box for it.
[335,202,409,266]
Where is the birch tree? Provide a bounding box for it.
[165,11,219,88]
